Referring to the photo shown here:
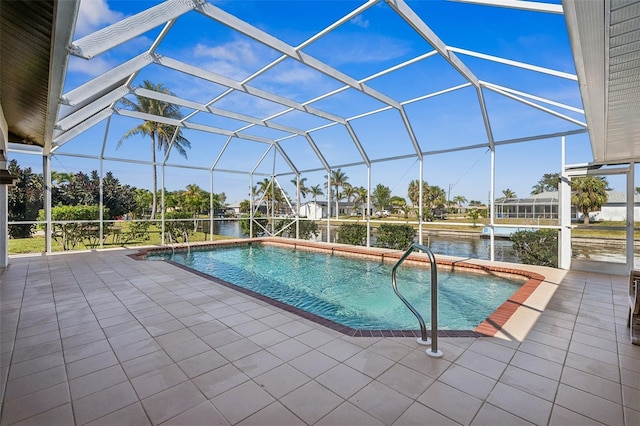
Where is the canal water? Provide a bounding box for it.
[211,220,637,266]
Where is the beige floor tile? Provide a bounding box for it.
[367,339,414,362]
[548,404,608,426]
[69,364,128,400]
[86,402,151,426]
[317,338,362,362]
[122,350,174,379]
[211,380,275,424]
[487,382,552,425]
[316,401,386,426]
[569,341,620,366]
[454,350,507,380]
[1,382,70,425]
[142,381,206,425]
[275,320,313,337]
[73,381,139,425]
[216,338,262,362]
[509,351,563,381]
[280,380,343,425]
[162,337,211,362]
[237,401,303,426]
[232,349,283,378]
[108,328,153,349]
[254,363,309,398]
[418,381,483,425]
[316,363,372,399]
[295,328,338,348]
[398,348,452,378]
[377,363,434,399]
[471,403,534,426]
[177,349,228,378]
[131,364,188,399]
[112,338,163,363]
[518,339,567,364]
[8,351,65,380]
[438,364,497,400]
[192,363,249,398]
[468,338,516,363]
[288,349,339,378]
[247,328,290,348]
[624,407,640,426]
[161,401,229,426]
[349,380,413,425]
[392,401,459,426]
[561,365,622,404]
[345,348,395,378]
[499,365,559,401]
[4,365,67,401]
[565,351,621,382]
[146,319,186,337]
[11,403,74,426]
[267,338,312,362]
[622,385,640,412]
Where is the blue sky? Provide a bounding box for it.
[13,0,607,204]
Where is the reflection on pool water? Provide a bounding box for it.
[147,244,524,330]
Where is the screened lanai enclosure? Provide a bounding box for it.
[1,0,639,274]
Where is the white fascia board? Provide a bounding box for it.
[451,0,563,14]
[386,0,480,87]
[449,47,578,81]
[53,108,113,147]
[46,0,79,154]
[197,2,401,109]
[155,55,346,124]
[56,86,129,133]
[70,0,195,59]
[62,53,153,106]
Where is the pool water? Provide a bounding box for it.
[148,244,524,330]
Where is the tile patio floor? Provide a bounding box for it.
[0,246,639,425]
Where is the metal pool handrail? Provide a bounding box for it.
[391,243,443,358]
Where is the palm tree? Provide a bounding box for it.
[117,81,191,219]
[452,195,467,214]
[497,188,516,202]
[531,172,560,195]
[353,186,368,219]
[325,169,349,219]
[571,176,609,225]
[290,177,308,199]
[309,184,324,219]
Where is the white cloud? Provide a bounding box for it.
[75,0,124,38]
[67,55,114,77]
[350,15,370,29]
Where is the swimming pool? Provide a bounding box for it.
[145,241,526,331]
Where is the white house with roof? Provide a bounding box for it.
[495,191,640,222]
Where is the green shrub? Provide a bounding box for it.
[164,211,193,243]
[511,229,558,267]
[336,223,367,246]
[120,221,150,245]
[374,224,416,250]
[274,219,319,240]
[240,213,268,236]
[38,205,108,250]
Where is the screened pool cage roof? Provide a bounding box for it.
[2,0,640,185]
